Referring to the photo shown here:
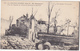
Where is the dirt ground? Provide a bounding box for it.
[1,35,79,50]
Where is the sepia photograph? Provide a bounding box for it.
[1,1,79,50]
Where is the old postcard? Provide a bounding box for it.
[1,0,79,50]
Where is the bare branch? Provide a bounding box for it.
[55,9,60,17]
[34,10,38,16]
[50,4,54,13]
[48,2,50,16]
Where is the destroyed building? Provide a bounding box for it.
[16,14,30,37]
[16,13,38,37]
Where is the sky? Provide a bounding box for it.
[1,1,79,26]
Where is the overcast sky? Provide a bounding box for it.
[1,1,79,26]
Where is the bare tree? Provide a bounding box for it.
[50,9,60,34]
[47,2,54,33]
[9,16,13,29]
[65,19,71,35]
[30,7,38,29]
[58,19,71,34]
[53,10,60,34]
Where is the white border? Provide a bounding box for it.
[0,0,80,51]
[1,0,80,1]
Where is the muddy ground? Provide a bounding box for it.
[1,35,79,50]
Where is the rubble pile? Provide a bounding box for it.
[1,36,78,50]
[1,36,35,49]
